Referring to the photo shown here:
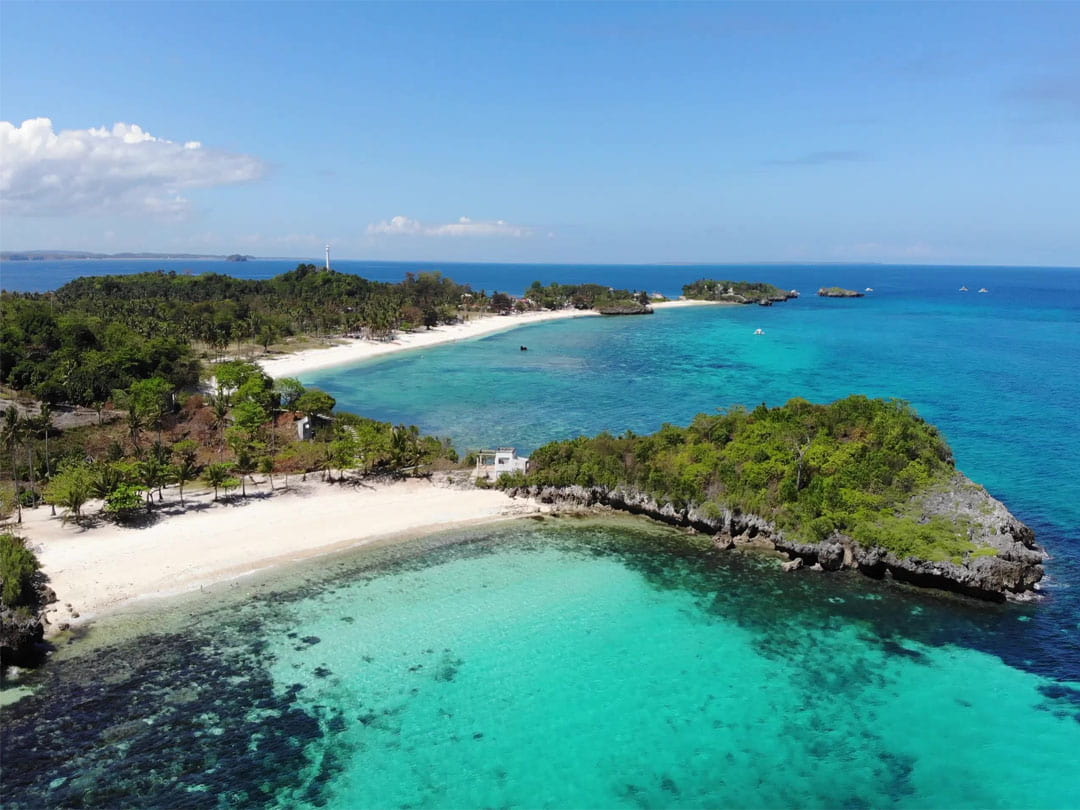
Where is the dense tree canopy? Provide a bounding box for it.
[0,266,513,407]
[499,396,982,560]
[681,279,793,304]
[525,281,651,310]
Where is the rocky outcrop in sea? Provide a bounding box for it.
[596,303,654,315]
[0,574,55,668]
[505,472,1046,601]
[817,287,864,297]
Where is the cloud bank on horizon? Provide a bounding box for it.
[0,117,264,218]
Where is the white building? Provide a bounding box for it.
[475,447,529,481]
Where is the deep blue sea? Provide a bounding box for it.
[3,261,1079,809]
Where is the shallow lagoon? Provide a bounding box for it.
[4,517,1079,809]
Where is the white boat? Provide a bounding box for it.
[959,286,968,291]
[754,328,765,335]
[865,287,874,292]
[978,288,989,293]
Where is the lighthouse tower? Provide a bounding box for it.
[325,244,331,271]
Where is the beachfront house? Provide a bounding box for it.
[293,413,333,441]
[475,447,529,481]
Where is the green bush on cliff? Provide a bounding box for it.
[682,279,789,302]
[501,396,982,559]
[0,533,39,607]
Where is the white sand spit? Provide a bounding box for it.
[257,309,599,379]
[256,301,724,379]
[20,477,535,630]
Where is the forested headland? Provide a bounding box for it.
[682,278,797,304]
[496,396,1046,598]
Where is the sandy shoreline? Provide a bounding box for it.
[257,299,726,379]
[258,308,599,379]
[15,298,731,637]
[19,476,547,633]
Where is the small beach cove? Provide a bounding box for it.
[15,474,551,634]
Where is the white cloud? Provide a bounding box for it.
[367,214,533,238]
[0,117,265,218]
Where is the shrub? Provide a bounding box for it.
[104,484,146,522]
[0,533,39,607]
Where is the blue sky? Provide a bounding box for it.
[1,1,1077,265]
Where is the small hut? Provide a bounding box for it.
[475,447,529,481]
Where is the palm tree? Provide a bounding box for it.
[234,448,256,497]
[125,405,146,454]
[39,403,56,515]
[208,393,230,454]
[203,463,232,502]
[259,456,275,490]
[2,407,23,523]
[147,441,173,501]
[137,457,168,510]
[89,462,125,500]
[172,441,202,506]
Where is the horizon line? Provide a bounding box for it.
[2,251,1078,271]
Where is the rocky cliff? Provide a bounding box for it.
[0,574,55,667]
[505,473,1045,601]
[596,302,654,315]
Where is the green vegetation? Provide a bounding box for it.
[682,279,792,304]
[817,287,863,297]
[498,395,990,562]
[1,359,459,525]
[525,281,651,311]
[0,266,499,405]
[0,265,665,521]
[0,533,39,607]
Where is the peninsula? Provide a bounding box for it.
[496,395,1045,601]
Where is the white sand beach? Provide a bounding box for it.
[19,477,546,632]
[258,308,600,379]
[17,299,732,634]
[257,300,729,379]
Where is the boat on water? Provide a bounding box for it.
[960,286,969,291]
[978,288,989,293]
[865,287,874,292]
[754,328,765,335]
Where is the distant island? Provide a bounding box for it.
[497,396,1046,601]
[1,251,256,261]
[818,286,864,298]
[682,279,798,305]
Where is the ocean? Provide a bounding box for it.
[2,262,1079,808]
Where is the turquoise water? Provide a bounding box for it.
[3,264,1080,808]
[5,520,1079,809]
[304,265,1080,535]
